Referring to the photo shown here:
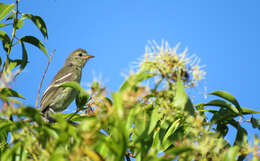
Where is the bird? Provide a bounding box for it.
[40,48,94,116]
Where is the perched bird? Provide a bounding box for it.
[40,48,94,116]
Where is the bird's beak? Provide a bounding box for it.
[85,55,94,59]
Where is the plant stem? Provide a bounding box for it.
[35,49,56,107]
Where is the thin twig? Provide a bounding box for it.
[35,49,56,107]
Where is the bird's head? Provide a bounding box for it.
[65,48,94,67]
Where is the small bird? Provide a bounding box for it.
[40,48,94,116]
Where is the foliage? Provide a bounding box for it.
[0,1,259,161]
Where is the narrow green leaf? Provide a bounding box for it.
[205,99,239,114]
[49,153,65,161]
[165,146,194,156]
[70,115,89,121]
[126,104,138,130]
[0,30,11,52]
[173,76,194,115]
[216,123,229,137]
[151,129,160,151]
[23,14,48,39]
[19,107,43,124]
[43,127,59,139]
[250,117,260,129]
[240,107,260,114]
[209,90,242,113]
[162,119,180,144]
[0,22,7,28]
[0,3,15,21]
[205,100,259,120]
[5,12,14,21]
[76,91,89,110]
[15,18,24,29]
[120,72,154,92]
[211,108,236,123]
[20,40,28,71]
[148,109,163,134]
[221,146,240,161]
[5,58,19,73]
[229,120,248,145]
[58,81,84,93]
[112,92,123,118]
[0,120,13,133]
[20,36,48,57]
[1,141,22,161]
[0,94,22,104]
[0,88,25,99]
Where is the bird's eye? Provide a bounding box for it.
[78,53,83,57]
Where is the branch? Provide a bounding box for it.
[35,49,56,107]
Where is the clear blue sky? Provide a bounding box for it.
[2,0,260,143]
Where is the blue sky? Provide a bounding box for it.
[2,0,259,144]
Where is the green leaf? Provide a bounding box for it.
[49,153,66,161]
[162,119,180,145]
[0,94,22,104]
[205,99,239,114]
[20,40,28,71]
[76,91,89,110]
[126,104,138,131]
[58,81,84,93]
[239,107,260,114]
[1,141,22,161]
[0,88,25,99]
[216,123,229,137]
[120,72,154,92]
[70,115,89,121]
[211,108,236,123]
[5,12,14,21]
[5,58,21,73]
[23,14,48,39]
[209,90,242,114]
[0,30,11,52]
[173,76,194,115]
[165,146,194,156]
[15,18,24,29]
[229,120,248,145]
[20,36,48,57]
[148,109,163,134]
[0,22,7,28]
[42,126,59,139]
[221,146,240,161]
[79,117,98,132]
[0,3,15,21]
[205,100,260,115]
[0,120,13,144]
[19,107,43,124]
[250,117,260,129]
[112,92,123,118]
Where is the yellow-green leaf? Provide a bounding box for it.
[0,88,25,99]
[0,3,15,21]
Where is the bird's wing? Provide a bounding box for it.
[40,66,76,112]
